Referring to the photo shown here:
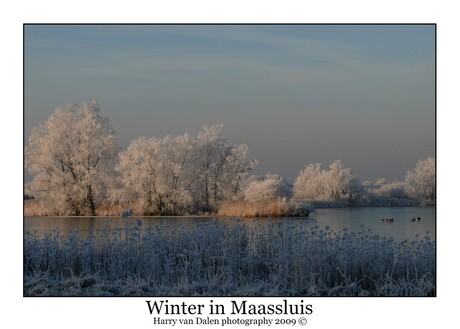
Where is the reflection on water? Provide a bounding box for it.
[24,207,435,242]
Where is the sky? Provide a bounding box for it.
[24,24,435,182]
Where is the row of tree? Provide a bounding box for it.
[25,102,258,215]
[25,102,435,216]
[111,124,258,215]
[363,157,435,207]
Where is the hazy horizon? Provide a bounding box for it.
[24,24,435,182]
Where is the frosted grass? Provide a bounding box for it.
[24,219,435,296]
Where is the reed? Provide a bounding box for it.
[218,200,289,218]
[23,199,47,216]
[24,219,435,296]
[218,199,312,218]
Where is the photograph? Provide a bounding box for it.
[23,24,435,298]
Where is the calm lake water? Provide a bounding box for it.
[24,207,435,242]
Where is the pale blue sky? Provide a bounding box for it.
[24,24,435,181]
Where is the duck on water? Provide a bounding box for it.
[380,218,394,222]
[380,216,421,222]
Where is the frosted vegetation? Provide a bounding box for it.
[25,102,435,216]
[25,102,117,216]
[24,102,436,297]
[24,219,435,296]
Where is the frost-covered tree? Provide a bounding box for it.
[292,163,324,200]
[116,134,194,215]
[364,180,413,206]
[375,181,409,200]
[405,157,435,206]
[244,173,291,204]
[221,144,259,202]
[25,101,118,215]
[231,173,294,217]
[114,124,256,215]
[191,124,257,212]
[325,160,363,205]
[191,124,225,212]
[294,160,363,206]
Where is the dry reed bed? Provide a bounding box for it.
[24,199,312,217]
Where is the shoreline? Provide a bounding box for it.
[23,204,435,218]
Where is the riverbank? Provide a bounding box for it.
[24,218,435,297]
[24,199,314,218]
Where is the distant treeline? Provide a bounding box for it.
[25,102,435,216]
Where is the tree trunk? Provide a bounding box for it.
[204,175,210,213]
[87,184,96,216]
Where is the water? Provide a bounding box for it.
[24,207,435,242]
[310,207,435,241]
